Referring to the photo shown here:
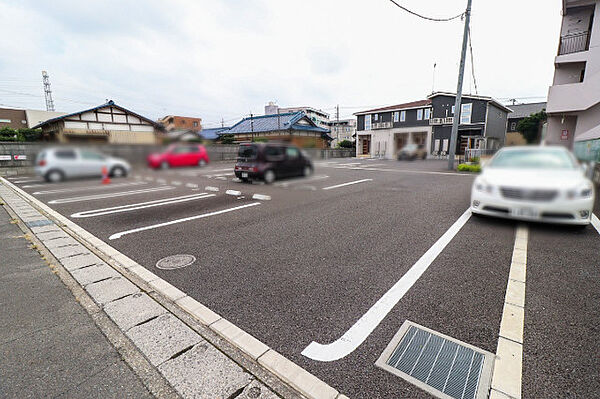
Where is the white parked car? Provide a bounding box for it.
[471,146,594,226]
[35,148,131,182]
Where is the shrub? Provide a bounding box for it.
[337,139,354,149]
[470,156,480,164]
[252,137,268,143]
[457,163,481,173]
[219,134,235,144]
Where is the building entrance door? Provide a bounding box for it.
[362,137,371,155]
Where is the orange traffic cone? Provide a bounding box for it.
[101,166,111,184]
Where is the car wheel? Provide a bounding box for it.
[198,159,207,167]
[263,170,276,184]
[303,165,312,177]
[160,161,169,170]
[110,166,127,178]
[45,169,64,183]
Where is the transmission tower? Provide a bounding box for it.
[41,71,55,111]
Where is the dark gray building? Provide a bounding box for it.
[354,92,512,158]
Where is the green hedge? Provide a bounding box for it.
[0,127,42,142]
[457,163,481,173]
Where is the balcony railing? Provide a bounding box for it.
[430,117,454,125]
[372,121,392,129]
[559,31,590,55]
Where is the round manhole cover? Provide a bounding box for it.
[156,254,196,270]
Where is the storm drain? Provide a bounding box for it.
[375,321,494,399]
[25,220,54,228]
[156,254,196,270]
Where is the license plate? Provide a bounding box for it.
[241,172,248,178]
[512,207,538,218]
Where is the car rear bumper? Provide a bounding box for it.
[470,190,594,225]
[234,171,262,180]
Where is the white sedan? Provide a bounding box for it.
[471,146,594,226]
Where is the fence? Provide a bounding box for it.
[558,31,590,55]
[464,148,497,163]
[0,142,354,171]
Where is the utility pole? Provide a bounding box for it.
[41,71,55,112]
[336,104,340,146]
[221,118,224,128]
[250,113,254,142]
[447,0,472,170]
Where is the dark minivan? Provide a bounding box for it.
[234,142,313,183]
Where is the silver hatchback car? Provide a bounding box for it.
[35,148,131,182]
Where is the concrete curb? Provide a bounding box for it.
[0,176,346,399]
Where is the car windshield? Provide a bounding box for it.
[238,145,257,160]
[488,149,577,170]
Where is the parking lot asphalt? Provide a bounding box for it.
[8,158,600,399]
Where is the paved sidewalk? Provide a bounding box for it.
[0,205,155,398]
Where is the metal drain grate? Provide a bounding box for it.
[376,321,494,399]
[156,254,196,270]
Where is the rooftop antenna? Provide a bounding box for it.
[41,71,55,111]
[432,62,437,94]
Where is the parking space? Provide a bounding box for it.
[7,158,600,399]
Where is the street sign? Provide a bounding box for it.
[0,155,11,161]
[561,129,569,141]
[14,155,27,160]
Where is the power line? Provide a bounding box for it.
[468,27,478,95]
[387,0,464,22]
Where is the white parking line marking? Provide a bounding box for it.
[70,193,215,218]
[215,176,227,180]
[145,176,154,181]
[14,179,41,184]
[48,186,174,204]
[491,225,528,399]
[348,167,468,177]
[157,178,167,184]
[22,184,49,188]
[274,175,329,187]
[33,181,147,195]
[171,181,182,186]
[108,202,260,240]
[592,214,600,235]
[204,168,233,173]
[252,194,271,201]
[208,173,235,178]
[205,186,219,192]
[185,183,198,188]
[322,179,373,190]
[226,189,242,196]
[302,208,472,362]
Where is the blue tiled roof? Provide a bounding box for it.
[226,112,330,135]
[201,127,230,140]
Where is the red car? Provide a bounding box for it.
[147,144,210,169]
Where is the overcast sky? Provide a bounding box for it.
[0,0,561,127]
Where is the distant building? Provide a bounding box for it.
[354,92,510,159]
[226,111,332,148]
[264,102,330,128]
[201,127,230,140]
[546,0,600,151]
[0,107,28,129]
[158,115,202,132]
[505,102,547,146]
[328,119,356,147]
[24,109,67,128]
[0,107,67,130]
[33,100,162,144]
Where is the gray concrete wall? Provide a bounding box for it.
[0,142,354,174]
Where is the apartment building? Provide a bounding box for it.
[329,119,356,147]
[354,93,510,159]
[264,102,330,128]
[158,115,202,132]
[546,0,600,154]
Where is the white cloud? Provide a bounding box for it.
[0,0,561,126]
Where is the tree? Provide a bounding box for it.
[219,134,235,144]
[337,139,354,149]
[516,110,546,144]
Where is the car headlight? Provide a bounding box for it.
[566,183,593,199]
[474,179,494,194]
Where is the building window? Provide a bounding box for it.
[424,108,431,120]
[193,121,198,127]
[510,122,517,131]
[460,103,472,124]
[451,105,455,115]
[0,119,11,123]
[374,114,379,121]
[393,112,399,122]
[400,111,406,122]
[417,109,424,120]
[365,115,372,131]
